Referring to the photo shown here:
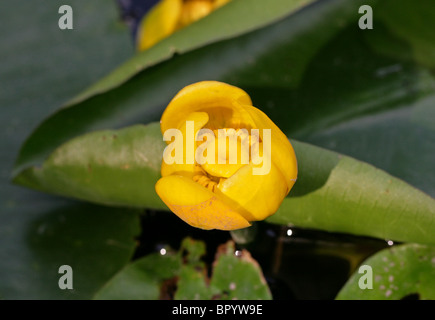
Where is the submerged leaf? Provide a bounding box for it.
[94,237,271,300]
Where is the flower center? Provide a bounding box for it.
[192,165,220,192]
[193,127,261,192]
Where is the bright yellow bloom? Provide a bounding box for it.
[155,81,297,230]
[136,0,232,51]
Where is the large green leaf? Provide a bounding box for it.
[15,122,435,245]
[304,95,435,198]
[0,0,138,299]
[336,244,435,300]
[375,0,435,69]
[68,0,314,106]
[15,123,166,209]
[267,140,435,246]
[13,0,435,202]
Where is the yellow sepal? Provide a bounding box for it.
[136,0,182,51]
[161,81,255,134]
[217,162,289,220]
[155,175,251,230]
[243,105,298,190]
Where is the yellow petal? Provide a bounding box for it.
[202,162,245,178]
[213,0,232,9]
[217,162,289,221]
[179,1,213,28]
[136,0,182,51]
[200,131,247,178]
[161,111,209,177]
[242,105,298,190]
[160,81,255,134]
[155,175,251,230]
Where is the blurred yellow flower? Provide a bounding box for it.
[136,0,231,51]
[155,81,297,230]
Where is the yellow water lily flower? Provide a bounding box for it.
[155,81,297,230]
[137,0,232,51]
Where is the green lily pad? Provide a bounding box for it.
[209,241,272,300]
[336,244,435,300]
